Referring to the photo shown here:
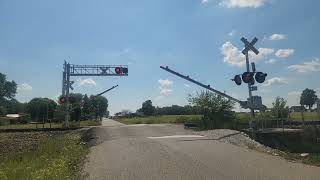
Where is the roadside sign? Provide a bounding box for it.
[250,86,258,91]
[241,37,259,55]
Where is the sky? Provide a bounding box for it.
[1,0,320,115]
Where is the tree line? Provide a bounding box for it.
[0,72,109,124]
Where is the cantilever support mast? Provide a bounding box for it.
[160,66,247,107]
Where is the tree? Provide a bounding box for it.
[0,73,17,116]
[69,93,83,121]
[0,73,17,101]
[300,88,318,110]
[141,100,155,116]
[188,91,235,129]
[90,95,108,120]
[26,98,57,122]
[81,94,92,120]
[271,97,289,118]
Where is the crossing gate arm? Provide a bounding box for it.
[160,66,248,107]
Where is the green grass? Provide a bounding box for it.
[0,131,89,180]
[0,120,101,130]
[290,112,320,121]
[118,115,202,125]
[235,112,320,122]
[118,112,320,125]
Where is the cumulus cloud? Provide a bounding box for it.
[275,49,294,58]
[265,59,277,64]
[269,34,287,40]
[221,42,274,67]
[160,88,172,96]
[263,77,288,87]
[184,84,191,88]
[78,78,97,86]
[201,0,209,4]
[17,83,33,92]
[219,0,268,8]
[288,58,320,73]
[155,79,174,101]
[158,79,173,87]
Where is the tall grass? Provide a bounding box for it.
[0,132,88,180]
[0,120,101,130]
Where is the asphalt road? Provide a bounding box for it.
[84,118,320,180]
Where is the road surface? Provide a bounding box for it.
[84,118,320,180]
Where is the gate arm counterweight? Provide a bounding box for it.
[160,66,247,107]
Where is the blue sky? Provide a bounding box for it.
[1,0,320,114]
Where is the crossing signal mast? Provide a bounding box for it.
[60,61,128,128]
[231,37,268,117]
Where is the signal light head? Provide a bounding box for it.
[115,67,122,74]
[242,72,254,84]
[115,67,128,75]
[233,75,242,85]
[122,67,128,74]
[59,96,66,104]
[255,72,267,83]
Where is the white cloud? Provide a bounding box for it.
[155,78,174,102]
[263,77,288,87]
[265,59,277,64]
[184,84,190,88]
[17,83,32,92]
[201,0,209,4]
[288,58,320,73]
[219,0,267,8]
[269,34,287,41]
[275,49,294,58]
[160,87,172,96]
[78,78,97,86]
[158,79,173,87]
[221,42,274,67]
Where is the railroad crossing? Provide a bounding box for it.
[61,61,128,128]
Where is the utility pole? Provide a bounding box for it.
[241,37,260,118]
[245,50,254,117]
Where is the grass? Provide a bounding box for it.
[290,112,320,121]
[118,115,202,125]
[117,112,320,125]
[0,131,89,180]
[0,120,101,130]
[236,112,320,122]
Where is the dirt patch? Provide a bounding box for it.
[81,127,110,147]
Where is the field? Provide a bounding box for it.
[118,115,202,124]
[117,112,320,125]
[290,112,320,121]
[0,130,89,180]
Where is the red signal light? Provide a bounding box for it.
[59,96,66,104]
[115,67,122,74]
[242,72,254,84]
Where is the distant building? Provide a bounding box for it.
[6,114,20,119]
[290,106,306,112]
